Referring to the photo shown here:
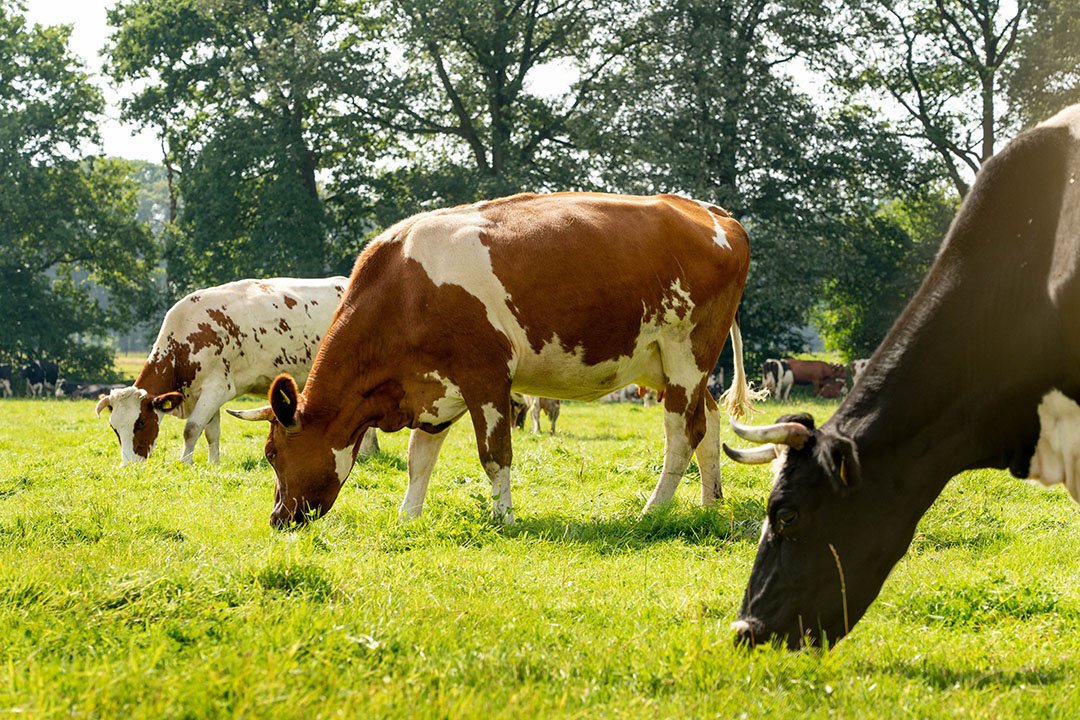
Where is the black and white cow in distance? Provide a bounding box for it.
[761,359,793,401]
[96,277,377,464]
[0,365,11,398]
[20,360,58,397]
[723,104,1080,649]
[55,379,82,399]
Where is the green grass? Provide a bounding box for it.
[2,395,1080,717]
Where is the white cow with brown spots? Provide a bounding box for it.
[96,277,377,464]
[232,192,759,527]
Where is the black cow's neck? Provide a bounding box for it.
[825,123,1078,514]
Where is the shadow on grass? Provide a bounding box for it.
[504,497,767,554]
[881,660,1067,691]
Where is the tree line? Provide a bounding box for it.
[2,0,1078,379]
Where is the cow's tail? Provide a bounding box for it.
[719,315,764,419]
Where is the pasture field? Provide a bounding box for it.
[1,396,1080,718]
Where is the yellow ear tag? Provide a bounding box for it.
[279,389,291,405]
[161,400,173,410]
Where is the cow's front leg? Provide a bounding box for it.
[181,394,224,464]
[696,392,723,505]
[203,410,222,464]
[400,425,455,521]
[465,391,515,524]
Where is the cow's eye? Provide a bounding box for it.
[774,507,799,534]
[134,418,146,430]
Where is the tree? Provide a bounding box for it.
[0,1,156,378]
[1005,0,1080,128]
[345,0,621,221]
[106,0,383,293]
[845,0,1031,197]
[575,0,923,366]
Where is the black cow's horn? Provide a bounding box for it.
[722,443,780,464]
[730,418,812,449]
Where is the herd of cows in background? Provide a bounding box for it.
[0,359,121,401]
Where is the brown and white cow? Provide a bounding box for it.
[524,396,561,435]
[783,358,847,397]
[231,192,757,527]
[96,277,376,464]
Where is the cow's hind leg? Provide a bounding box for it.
[697,392,723,505]
[359,428,379,456]
[643,384,710,512]
[400,424,457,521]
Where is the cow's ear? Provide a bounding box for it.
[153,392,185,412]
[819,433,861,492]
[270,374,300,429]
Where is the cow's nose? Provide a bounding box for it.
[269,503,303,530]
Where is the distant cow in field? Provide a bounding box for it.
[20,360,58,397]
[524,396,561,434]
[0,365,11,398]
[762,359,794,401]
[783,358,846,397]
[96,277,377,464]
[706,369,725,400]
[55,379,83,399]
[231,192,758,527]
[849,358,871,386]
[818,379,846,399]
[75,383,126,400]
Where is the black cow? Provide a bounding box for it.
[55,379,84,399]
[723,105,1080,649]
[0,364,10,398]
[20,360,59,397]
[74,383,127,400]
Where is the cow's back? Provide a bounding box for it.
[146,277,347,401]
[360,193,749,400]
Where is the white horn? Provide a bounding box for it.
[722,443,780,465]
[730,418,812,449]
[95,394,111,417]
[227,406,276,422]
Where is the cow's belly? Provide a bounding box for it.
[509,329,666,401]
[1027,389,1080,504]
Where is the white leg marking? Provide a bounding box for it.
[204,410,222,464]
[400,427,452,521]
[484,461,515,524]
[644,408,692,512]
[697,399,722,505]
[481,403,503,442]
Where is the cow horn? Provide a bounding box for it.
[227,406,276,422]
[722,443,780,464]
[730,418,812,449]
[95,394,111,417]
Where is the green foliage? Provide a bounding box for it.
[813,185,956,360]
[1005,0,1080,128]
[0,2,156,374]
[3,397,1080,716]
[106,0,381,294]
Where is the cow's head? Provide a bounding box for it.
[723,414,912,649]
[96,387,184,463]
[227,374,353,529]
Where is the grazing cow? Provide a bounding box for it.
[817,379,846,399]
[783,358,846,397]
[524,396,561,434]
[20,360,58,397]
[706,369,725,401]
[762,359,794,401]
[75,383,126,400]
[509,392,529,428]
[723,105,1080,649]
[849,358,870,386]
[0,364,10,398]
[95,277,377,464]
[231,192,757,527]
[55,379,83,399]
